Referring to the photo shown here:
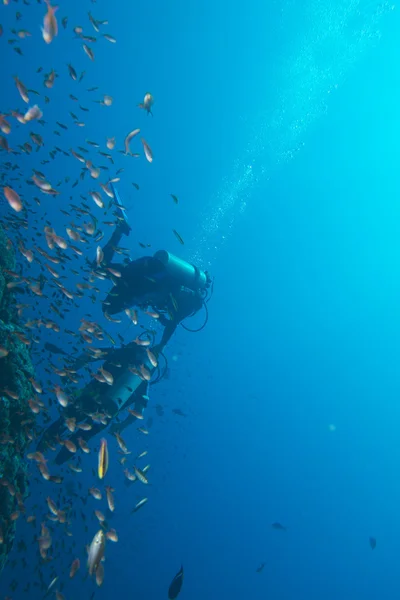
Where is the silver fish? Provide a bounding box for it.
[87,530,106,576]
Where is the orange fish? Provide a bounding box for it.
[24,105,43,122]
[89,487,102,500]
[106,529,118,542]
[64,439,77,453]
[54,385,69,407]
[95,510,105,522]
[14,77,29,103]
[42,0,58,44]
[4,187,23,212]
[70,558,80,578]
[78,437,90,453]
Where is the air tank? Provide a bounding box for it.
[153,250,208,291]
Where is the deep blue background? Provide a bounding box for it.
[1,0,400,598]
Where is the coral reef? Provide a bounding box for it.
[0,224,35,576]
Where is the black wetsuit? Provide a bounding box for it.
[37,342,150,463]
[101,221,204,347]
[38,219,206,462]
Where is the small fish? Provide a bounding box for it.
[168,566,184,600]
[146,348,158,368]
[256,562,265,573]
[140,364,151,381]
[64,439,77,453]
[145,310,159,319]
[107,267,121,278]
[125,308,138,325]
[42,0,58,44]
[138,92,154,115]
[88,11,100,32]
[124,468,136,481]
[271,522,287,532]
[102,95,113,106]
[134,337,151,347]
[172,408,187,417]
[369,537,376,550]
[132,497,148,513]
[95,562,104,587]
[100,367,113,385]
[98,438,108,479]
[4,187,23,212]
[54,385,69,407]
[171,194,178,204]
[14,76,29,103]
[106,529,118,542]
[127,409,143,420]
[95,510,105,522]
[83,43,95,61]
[24,104,43,122]
[68,63,77,80]
[134,465,148,485]
[96,246,104,265]
[69,463,82,473]
[46,497,58,516]
[115,432,129,453]
[105,486,115,512]
[172,229,184,245]
[103,33,116,43]
[0,346,9,358]
[87,530,106,576]
[47,576,58,593]
[89,487,102,500]
[70,558,80,578]
[44,69,56,89]
[141,138,153,163]
[124,128,140,155]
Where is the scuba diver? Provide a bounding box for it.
[38,186,212,463]
[38,342,152,464]
[100,185,212,349]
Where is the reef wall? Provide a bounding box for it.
[0,224,35,576]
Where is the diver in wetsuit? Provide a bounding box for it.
[99,185,211,349]
[38,186,212,463]
[38,341,151,463]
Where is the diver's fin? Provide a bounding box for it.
[110,183,131,236]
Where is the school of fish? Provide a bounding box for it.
[0,0,185,597]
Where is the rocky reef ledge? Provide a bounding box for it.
[0,224,35,576]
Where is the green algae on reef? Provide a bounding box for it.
[0,224,36,576]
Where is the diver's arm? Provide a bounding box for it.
[159,318,178,348]
[101,184,131,264]
[157,290,202,349]
[100,226,125,265]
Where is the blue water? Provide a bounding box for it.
[1,0,400,598]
